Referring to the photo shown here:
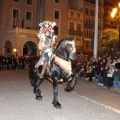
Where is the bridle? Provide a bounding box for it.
[65,40,76,60]
[54,39,77,61]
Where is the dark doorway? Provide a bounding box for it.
[23,45,28,56]
[4,41,12,57]
[23,41,37,56]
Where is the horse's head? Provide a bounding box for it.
[55,37,77,60]
[65,37,77,60]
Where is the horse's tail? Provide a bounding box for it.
[29,58,39,86]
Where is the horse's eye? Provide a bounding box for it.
[70,47,73,51]
[68,45,73,51]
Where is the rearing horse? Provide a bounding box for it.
[29,37,77,109]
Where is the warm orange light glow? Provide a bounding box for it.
[111,12,115,18]
[13,48,17,52]
[118,2,120,7]
[112,8,117,14]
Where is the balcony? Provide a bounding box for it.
[9,27,38,38]
[68,30,83,36]
[84,24,94,29]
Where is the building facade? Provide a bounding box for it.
[83,0,104,55]
[69,0,104,56]
[0,0,68,57]
[0,0,107,57]
[68,9,83,54]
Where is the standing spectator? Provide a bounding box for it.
[112,64,120,90]
[106,56,112,68]
[79,64,85,78]
[75,61,82,72]
[105,64,115,89]
[97,66,108,86]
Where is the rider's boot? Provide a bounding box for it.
[39,61,47,79]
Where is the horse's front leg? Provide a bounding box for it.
[52,80,61,109]
[65,74,77,92]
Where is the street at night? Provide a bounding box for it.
[0,69,120,120]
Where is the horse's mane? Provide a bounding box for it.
[53,37,74,59]
[55,39,66,51]
[55,37,74,51]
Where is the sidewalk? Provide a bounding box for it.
[73,77,120,110]
[0,69,120,120]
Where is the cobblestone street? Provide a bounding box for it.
[0,69,120,120]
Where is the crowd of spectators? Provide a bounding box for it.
[74,53,120,92]
[1,52,120,92]
[0,54,38,70]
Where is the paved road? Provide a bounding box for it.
[0,69,120,120]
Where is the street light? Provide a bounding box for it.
[111,2,120,54]
[13,48,18,57]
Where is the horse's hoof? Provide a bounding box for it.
[52,102,61,109]
[64,84,72,92]
[36,95,43,100]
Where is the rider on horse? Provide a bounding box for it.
[35,21,75,79]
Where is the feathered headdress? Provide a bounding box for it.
[37,21,57,41]
[37,21,57,50]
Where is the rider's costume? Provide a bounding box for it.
[35,21,74,77]
[35,21,57,68]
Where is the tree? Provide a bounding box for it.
[98,28,119,55]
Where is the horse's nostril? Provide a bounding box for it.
[70,53,77,60]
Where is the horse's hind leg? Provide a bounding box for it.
[34,77,43,100]
[52,80,61,109]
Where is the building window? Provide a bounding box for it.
[55,0,60,3]
[26,12,32,20]
[70,11,74,17]
[76,38,82,46]
[55,10,59,19]
[85,18,89,25]
[85,6,89,15]
[54,26,59,35]
[13,0,19,2]
[86,41,90,48]
[26,27,31,29]
[90,9,95,16]
[27,0,32,5]
[13,9,19,18]
[88,18,90,25]
[92,31,94,39]
[91,0,95,4]
[13,9,19,27]
[85,0,90,2]
[69,22,74,30]
[77,13,80,18]
[77,23,81,31]
[7,48,10,53]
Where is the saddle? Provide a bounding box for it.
[35,52,72,75]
